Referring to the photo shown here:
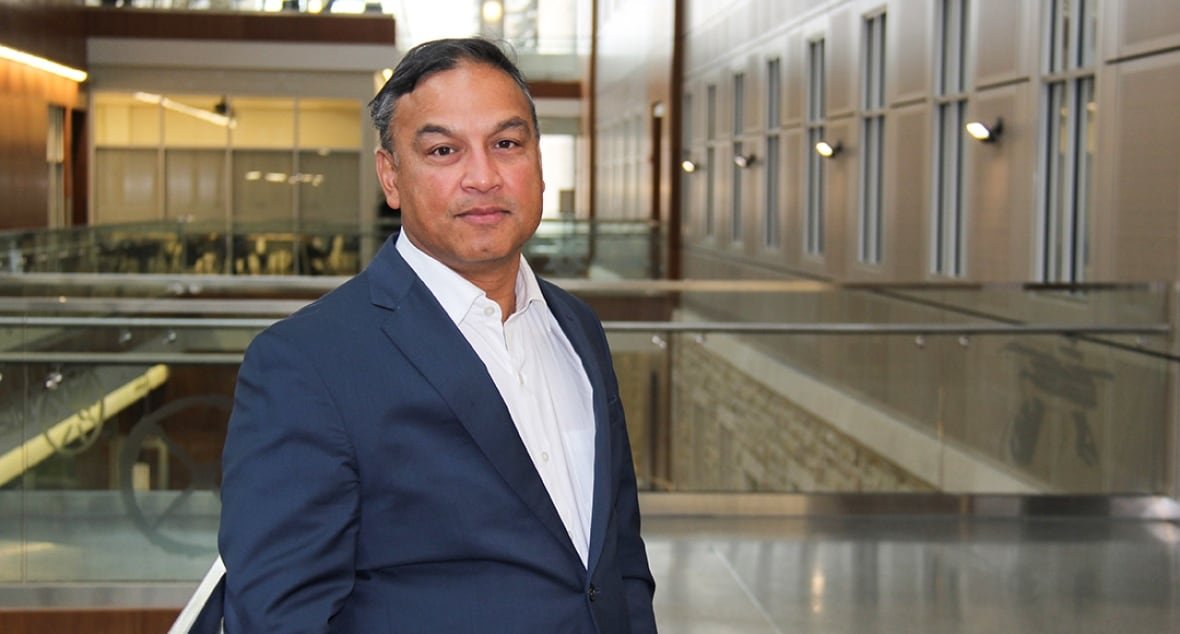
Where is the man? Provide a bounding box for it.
[218,38,657,632]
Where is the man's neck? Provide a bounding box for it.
[398,229,522,321]
[460,262,519,320]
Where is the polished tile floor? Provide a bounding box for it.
[2,504,1178,633]
[645,515,1180,634]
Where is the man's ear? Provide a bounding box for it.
[375,148,401,210]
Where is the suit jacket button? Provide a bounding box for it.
[588,584,600,602]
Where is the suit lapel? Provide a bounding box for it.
[368,242,580,565]
[541,283,613,577]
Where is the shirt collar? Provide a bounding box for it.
[396,230,546,326]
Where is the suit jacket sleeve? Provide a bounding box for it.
[591,317,658,633]
[218,327,360,632]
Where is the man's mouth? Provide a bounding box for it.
[458,207,509,225]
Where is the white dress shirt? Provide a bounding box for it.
[396,232,596,566]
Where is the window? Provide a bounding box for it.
[731,72,746,243]
[706,84,718,238]
[47,105,67,228]
[858,12,886,264]
[93,94,364,232]
[1038,0,1097,283]
[681,91,693,220]
[805,38,826,256]
[932,0,968,276]
[764,58,782,249]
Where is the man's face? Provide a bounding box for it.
[376,61,543,280]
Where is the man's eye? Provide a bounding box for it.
[495,139,520,150]
[429,146,454,157]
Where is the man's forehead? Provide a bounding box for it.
[391,63,533,133]
[398,61,518,105]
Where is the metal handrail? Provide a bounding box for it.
[2,272,1173,293]
[0,315,1170,336]
[0,319,1169,366]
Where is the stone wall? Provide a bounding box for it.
[668,337,933,493]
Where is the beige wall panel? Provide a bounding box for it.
[163,103,230,148]
[94,102,161,147]
[781,129,804,267]
[715,139,734,246]
[731,139,753,255]
[890,0,933,104]
[233,99,296,149]
[1107,52,1180,281]
[681,159,702,242]
[826,7,858,118]
[94,148,160,224]
[825,117,854,279]
[1115,0,1180,59]
[883,103,930,281]
[165,149,226,222]
[971,0,1034,87]
[963,84,1034,281]
[299,102,363,150]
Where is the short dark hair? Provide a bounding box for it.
[368,38,538,153]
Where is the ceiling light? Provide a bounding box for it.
[0,45,87,83]
[482,0,504,23]
[134,92,236,128]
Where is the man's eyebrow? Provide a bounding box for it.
[413,117,532,142]
[494,117,532,138]
[414,123,453,140]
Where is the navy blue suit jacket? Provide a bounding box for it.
[218,237,657,632]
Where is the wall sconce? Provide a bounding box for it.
[814,140,842,158]
[680,159,699,173]
[733,153,756,168]
[965,118,1003,143]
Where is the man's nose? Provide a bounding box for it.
[461,147,503,192]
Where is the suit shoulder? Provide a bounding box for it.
[256,271,375,347]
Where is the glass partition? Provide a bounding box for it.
[82,0,586,79]
[0,219,661,279]
[0,278,1174,585]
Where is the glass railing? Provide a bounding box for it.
[0,219,662,280]
[81,1,590,62]
[0,277,1176,586]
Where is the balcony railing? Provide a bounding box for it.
[0,218,662,280]
[0,246,1177,587]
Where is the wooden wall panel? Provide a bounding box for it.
[0,609,180,634]
[0,1,86,231]
[84,7,395,45]
[0,0,87,68]
[0,59,83,231]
